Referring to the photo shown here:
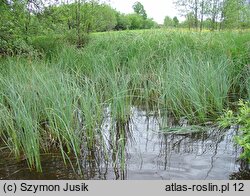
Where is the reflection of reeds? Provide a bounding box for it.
[0,30,249,172]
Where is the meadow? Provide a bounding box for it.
[0,29,249,171]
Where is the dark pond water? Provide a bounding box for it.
[0,108,244,180]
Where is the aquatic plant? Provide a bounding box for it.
[0,30,249,171]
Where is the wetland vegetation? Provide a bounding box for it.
[0,0,250,179]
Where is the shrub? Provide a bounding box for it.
[219,100,250,165]
[30,35,64,59]
[63,30,90,48]
[0,38,37,57]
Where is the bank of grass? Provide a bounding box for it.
[0,29,249,171]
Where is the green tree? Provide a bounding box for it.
[175,0,250,30]
[174,0,200,29]
[174,0,214,30]
[143,18,157,29]
[206,0,222,30]
[127,13,144,29]
[115,13,131,30]
[221,0,250,29]
[132,1,147,19]
[186,12,196,29]
[0,0,30,54]
[241,0,250,28]
[173,16,179,27]
[91,4,117,32]
[164,16,174,27]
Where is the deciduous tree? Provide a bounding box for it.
[132,1,147,19]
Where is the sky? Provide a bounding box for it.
[109,0,182,24]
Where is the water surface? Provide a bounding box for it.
[0,108,241,180]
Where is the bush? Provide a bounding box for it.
[30,35,64,59]
[12,39,37,56]
[0,38,9,55]
[63,30,90,48]
[0,37,37,57]
[219,100,250,165]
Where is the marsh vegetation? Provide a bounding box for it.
[1,0,250,179]
[0,30,249,176]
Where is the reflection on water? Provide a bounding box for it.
[0,108,242,180]
[0,153,80,180]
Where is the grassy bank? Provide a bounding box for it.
[0,30,249,171]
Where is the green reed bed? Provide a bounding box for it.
[0,60,104,171]
[0,30,249,171]
[60,30,249,119]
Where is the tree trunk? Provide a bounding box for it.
[194,0,198,30]
[200,0,204,31]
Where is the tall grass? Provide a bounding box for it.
[0,60,104,171]
[0,30,249,171]
[57,30,249,120]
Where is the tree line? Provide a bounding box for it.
[0,0,160,54]
[167,0,250,30]
[1,0,250,55]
